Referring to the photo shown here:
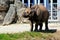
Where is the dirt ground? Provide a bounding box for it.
[53,31,60,40]
[45,31,60,40]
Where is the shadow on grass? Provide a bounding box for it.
[34,29,57,33]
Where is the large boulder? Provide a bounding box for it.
[14,0,29,23]
[0,1,8,12]
[0,0,8,24]
[2,0,29,25]
[17,8,30,23]
[14,0,24,8]
[0,12,6,20]
[2,4,17,25]
[0,5,8,12]
[0,0,15,12]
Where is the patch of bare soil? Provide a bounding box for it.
[46,31,60,40]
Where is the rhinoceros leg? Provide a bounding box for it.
[30,21,34,31]
[39,23,43,31]
[34,23,38,31]
[45,20,49,30]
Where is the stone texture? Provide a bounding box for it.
[0,0,8,12]
[14,0,29,23]
[0,0,29,25]
[14,0,24,8]
[17,8,30,23]
[0,12,6,20]
[3,4,16,25]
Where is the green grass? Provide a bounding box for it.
[0,32,52,40]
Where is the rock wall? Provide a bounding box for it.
[1,0,30,25]
[14,0,30,23]
[0,0,15,24]
[3,4,16,25]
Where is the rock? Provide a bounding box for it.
[14,0,29,23]
[0,5,8,12]
[0,12,6,24]
[0,2,8,12]
[10,0,15,3]
[0,12,6,20]
[14,0,24,9]
[17,8,25,23]
[2,0,29,25]
[0,0,15,12]
[2,4,17,25]
[17,8,30,23]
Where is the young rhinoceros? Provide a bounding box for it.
[23,4,49,31]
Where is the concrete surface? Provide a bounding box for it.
[0,23,60,33]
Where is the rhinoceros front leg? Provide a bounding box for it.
[45,20,49,30]
[30,21,33,31]
[39,23,43,31]
[34,23,39,32]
